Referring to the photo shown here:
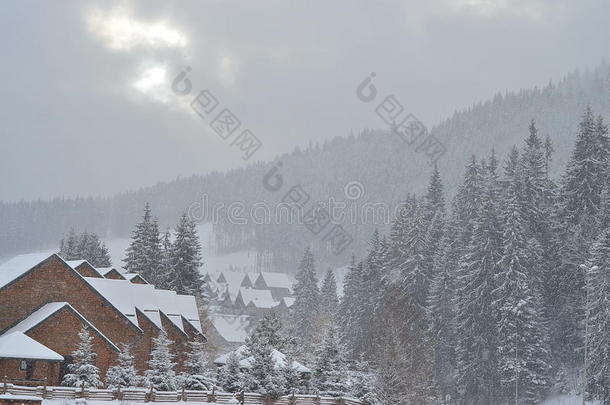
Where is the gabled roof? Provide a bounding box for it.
[0,332,63,361]
[122,273,149,284]
[83,278,203,336]
[0,253,56,290]
[214,345,310,373]
[99,267,125,279]
[278,297,295,308]
[0,253,143,334]
[237,288,278,309]
[65,260,104,278]
[209,313,250,344]
[256,272,294,290]
[3,302,119,352]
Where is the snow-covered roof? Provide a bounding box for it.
[84,278,202,335]
[209,314,250,343]
[278,297,295,308]
[122,273,149,284]
[99,267,124,278]
[0,253,56,290]
[256,272,293,290]
[214,345,310,373]
[0,332,63,361]
[66,260,104,278]
[237,288,278,309]
[3,302,119,351]
[220,272,248,294]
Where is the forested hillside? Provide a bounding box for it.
[3,63,610,267]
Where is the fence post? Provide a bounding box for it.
[207,386,216,403]
[339,397,346,405]
[116,384,121,400]
[181,386,186,402]
[148,385,154,402]
[42,377,47,399]
[3,376,7,394]
[314,394,321,405]
[80,381,86,399]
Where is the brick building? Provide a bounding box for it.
[0,253,205,386]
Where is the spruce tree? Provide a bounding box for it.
[218,352,243,393]
[312,327,348,397]
[319,269,339,318]
[454,167,503,405]
[105,344,138,389]
[561,106,609,226]
[170,213,204,295]
[493,175,551,404]
[145,332,177,391]
[181,340,215,390]
[584,230,610,405]
[337,259,365,362]
[62,328,102,388]
[124,203,163,285]
[245,327,286,398]
[291,247,320,347]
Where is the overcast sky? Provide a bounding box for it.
[1,0,609,202]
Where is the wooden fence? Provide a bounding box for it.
[0,382,363,405]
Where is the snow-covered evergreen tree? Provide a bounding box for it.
[105,344,138,389]
[59,230,111,267]
[62,327,102,388]
[169,213,204,295]
[493,174,551,404]
[338,258,366,362]
[312,327,348,397]
[290,247,320,347]
[217,352,243,393]
[319,269,339,318]
[158,228,174,289]
[584,230,610,405]
[245,328,286,398]
[145,332,177,391]
[181,340,215,390]
[454,165,504,405]
[124,203,163,285]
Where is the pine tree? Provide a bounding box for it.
[249,311,291,353]
[59,230,111,267]
[454,167,504,405]
[312,327,348,397]
[319,269,339,318]
[337,259,366,362]
[62,328,102,388]
[245,327,286,398]
[124,203,163,285]
[561,106,609,226]
[145,332,177,391]
[291,247,320,347]
[426,210,459,398]
[170,213,204,295]
[493,175,551,404]
[181,340,215,390]
[105,344,138,389]
[159,228,174,289]
[218,352,244,393]
[584,230,610,405]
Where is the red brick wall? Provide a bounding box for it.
[75,264,102,278]
[103,270,124,280]
[26,307,118,383]
[0,359,59,385]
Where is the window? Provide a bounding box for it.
[19,360,27,371]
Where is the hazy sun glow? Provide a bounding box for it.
[86,8,187,51]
